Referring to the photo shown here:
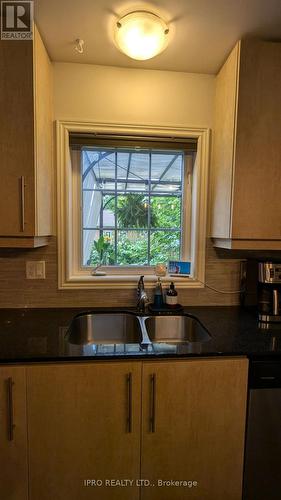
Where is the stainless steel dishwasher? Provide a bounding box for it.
[243,358,281,500]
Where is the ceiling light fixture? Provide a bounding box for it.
[114,10,169,61]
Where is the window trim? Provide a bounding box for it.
[56,120,210,290]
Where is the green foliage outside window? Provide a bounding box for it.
[89,194,181,266]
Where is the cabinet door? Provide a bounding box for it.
[141,358,248,500]
[0,175,35,236]
[27,362,142,500]
[211,41,240,239]
[233,40,281,240]
[0,367,28,500]
[33,25,53,237]
[0,41,35,236]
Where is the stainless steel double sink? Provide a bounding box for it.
[66,312,211,347]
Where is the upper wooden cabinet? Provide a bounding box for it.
[211,39,281,250]
[0,25,53,248]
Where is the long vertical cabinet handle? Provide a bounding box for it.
[20,176,25,232]
[6,377,15,441]
[126,373,133,433]
[149,373,156,433]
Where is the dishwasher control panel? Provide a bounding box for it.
[249,360,281,388]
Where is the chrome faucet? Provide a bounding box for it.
[137,275,149,313]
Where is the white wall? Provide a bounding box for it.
[0,62,241,308]
[53,62,215,128]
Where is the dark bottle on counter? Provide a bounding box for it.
[154,277,164,308]
[166,282,178,307]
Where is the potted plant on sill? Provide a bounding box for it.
[91,235,112,276]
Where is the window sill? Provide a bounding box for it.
[59,273,205,290]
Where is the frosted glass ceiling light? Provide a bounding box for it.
[115,11,169,61]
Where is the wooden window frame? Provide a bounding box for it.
[56,121,210,290]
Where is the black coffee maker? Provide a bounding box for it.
[258,263,281,323]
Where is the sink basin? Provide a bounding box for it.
[66,313,142,345]
[144,315,211,344]
[66,311,211,349]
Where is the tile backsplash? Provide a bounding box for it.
[0,237,242,308]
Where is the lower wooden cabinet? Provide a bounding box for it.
[0,367,28,500]
[1,357,248,500]
[26,362,142,500]
[141,358,248,500]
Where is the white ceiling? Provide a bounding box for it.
[35,0,281,74]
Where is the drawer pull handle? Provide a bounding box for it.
[126,373,132,433]
[20,176,25,232]
[150,374,156,433]
[6,377,15,441]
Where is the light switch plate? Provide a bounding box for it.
[26,261,46,279]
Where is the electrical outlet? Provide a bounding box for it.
[26,261,46,279]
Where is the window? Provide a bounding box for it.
[57,122,209,289]
[80,146,192,268]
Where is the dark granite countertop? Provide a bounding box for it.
[0,306,281,364]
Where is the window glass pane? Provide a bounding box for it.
[121,182,148,192]
[116,194,149,229]
[83,192,116,229]
[95,151,115,188]
[117,231,148,265]
[150,231,181,265]
[81,146,187,267]
[150,196,181,228]
[101,195,116,228]
[83,230,115,266]
[151,152,183,193]
[117,151,149,192]
[83,190,100,229]
[82,150,99,189]
[82,229,98,266]
[152,183,181,193]
[116,151,130,179]
[82,149,115,190]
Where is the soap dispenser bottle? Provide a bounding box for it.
[166,282,178,308]
[154,277,164,308]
